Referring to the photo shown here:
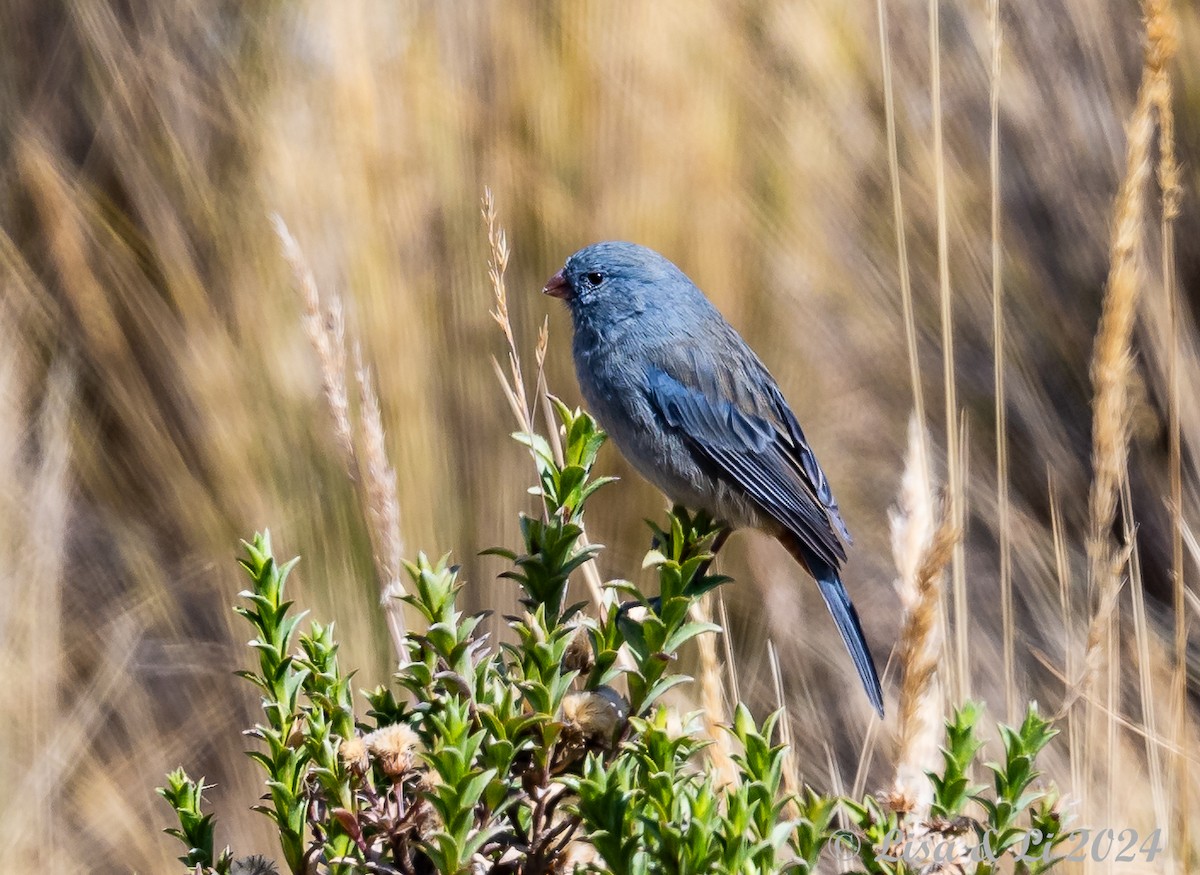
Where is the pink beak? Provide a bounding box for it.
[543,270,570,299]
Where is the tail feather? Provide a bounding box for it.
[815,572,885,717]
[774,531,885,716]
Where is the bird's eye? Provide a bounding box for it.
[584,271,604,286]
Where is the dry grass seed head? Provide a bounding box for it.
[890,414,960,816]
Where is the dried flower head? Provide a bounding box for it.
[561,686,628,747]
[411,771,443,833]
[880,818,975,875]
[562,624,593,673]
[883,788,917,816]
[365,723,421,777]
[416,767,441,795]
[926,816,974,836]
[231,855,279,875]
[338,735,370,775]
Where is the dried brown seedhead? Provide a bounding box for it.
[561,687,628,749]
[883,788,917,816]
[365,723,421,778]
[338,735,370,776]
[231,856,279,875]
[562,624,593,674]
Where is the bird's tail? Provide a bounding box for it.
[782,539,884,717]
[815,571,885,717]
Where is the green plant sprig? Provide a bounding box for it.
[157,768,232,874]
[234,533,312,875]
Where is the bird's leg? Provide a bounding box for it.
[618,594,659,617]
[693,526,731,580]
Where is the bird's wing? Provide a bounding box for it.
[762,381,853,545]
[645,357,849,569]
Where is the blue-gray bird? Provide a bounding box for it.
[544,241,884,716]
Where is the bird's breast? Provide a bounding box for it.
[571,335,760,526]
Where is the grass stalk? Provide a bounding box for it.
[1149,0,1188,852]
[989,0,1016,724]
[1080,0,1177,705]
[1120,475,1171,859]
[767,639,800,801]
[484,189,609,615]
[273,215,409,655]
[875,0,928,483]
[928,0,968,705]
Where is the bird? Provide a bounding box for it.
[543,241,884,717]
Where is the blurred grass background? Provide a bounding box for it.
[1,0,1198,871]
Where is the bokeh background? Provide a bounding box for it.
[2,1,1198,871]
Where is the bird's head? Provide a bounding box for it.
[543,241,695,328]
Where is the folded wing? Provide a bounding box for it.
[645,362,849,567]
[646,358,885,716]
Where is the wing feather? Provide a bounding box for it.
[765,384,852,544]
[646,364,848,568]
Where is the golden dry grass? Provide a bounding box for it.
[0,0,1198,872]
[890,415,960,818]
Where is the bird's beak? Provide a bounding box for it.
[542,270,570,300]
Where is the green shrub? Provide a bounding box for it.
[160,403,1069,874]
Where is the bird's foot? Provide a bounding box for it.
[617,595,662,617]
[691,526,731,580]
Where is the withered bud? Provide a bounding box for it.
[562,625,593,673]
[365,723,421,777]
[928,815,974,836]
[416,767,441,795]
[561,686,628,747]
[231,856,279,875]
[285,721,306,750]
[882,789,917,816]
[338,735,370,775]
[411,772,443,833]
